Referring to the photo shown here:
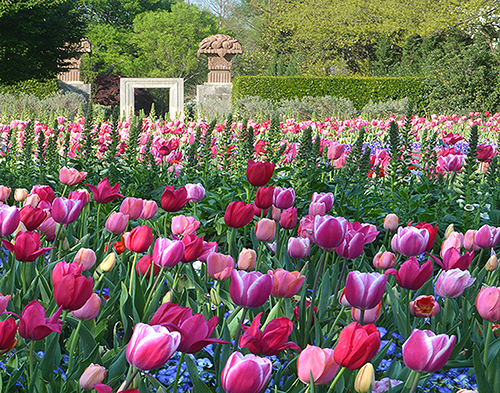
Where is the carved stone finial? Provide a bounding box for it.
[198,34,242,83]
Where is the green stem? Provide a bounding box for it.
[409,371,421,393]
[29,340,35,383]
[95,203,102,234]
[232,308,248,352]
[359,308,365,326]
[128,252,139,295]
[67,319,83,375]
[21,261,28,298]
[333,258,348,306]
[305,249,328,341]
[172,263,184,292]
[484,320,493,365]
[227,227,236,258]
[122,367,140,391]
[173,352,186,393]
[144,269,165,313]
[326,366,346,393]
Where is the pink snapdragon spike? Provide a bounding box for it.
[221,352,273,393]
[239,312,300,356]
[391,226,429,257]
[435,269,475,299]
[86,177,124,204]
[313,215,348,250]
[402,329,456,373]
[476,286,500,322]
[385,256,433,290]
[344,271,387,310]
[126,323,181,370]
[230,270,273,308]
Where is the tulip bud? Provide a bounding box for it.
[62,238,70,251]
[444,224,454,239]
[79,363,106,390]
[210,287,221,306]
[0,186,11,202]
[99,253,116,272]
[373,251,396,270]
[354,363,375,393]
[383,214,398,231]
[24,193,40,207]
[14,188,28,202]
[486,250,498,271]
[238,248,257,271]
[255,218,276,242]
[73,248,97,272]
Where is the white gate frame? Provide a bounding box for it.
[119,78,184,120]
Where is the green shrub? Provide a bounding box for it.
[232,76,429,111]
[0,79,59,99]
[361,98,409,119]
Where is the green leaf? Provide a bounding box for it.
[185,354,213,393]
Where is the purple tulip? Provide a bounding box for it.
[273,187,295,210]
[391,227,429,256]
[51,197,83,224]
[435,269,475,299]
[313,215,348,250]
[221,352,273,393]
[345,271,387,310]
[475,224,500,249]
[0,204,20,236]
[230,270,273,308]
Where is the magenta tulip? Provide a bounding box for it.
[430,248,474,271]
[221,352,273,393]
[311,192,334,212]
[51,197,83,224]
[288,237,310,259]
[246,160,275,187]
[240,312,300,356]
[386,257,433,290]
[391,226,429,256]
[402,329,456,373]
[475,225,500,249]
[153,238,185,268]
[273,187,295,209]
[345,271,387,310]
[313,215,348,250]
[0,318,18,354]
[0,204,20,236]
[230,270,273,308]
[18,300,63,340]
[126,323,181,370]
[279,207,298,229]
[86,177,124,204]
[161,185,188,212]
[3,231,55,262]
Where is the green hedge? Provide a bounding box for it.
[233,76,429,110]
[0,79,60,99]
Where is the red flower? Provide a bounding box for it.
[86,177,124,204]
[246,160,275,187]
[53,262,94,311]
[161,185,188,212]
[2,231,55,262]
[19,300,63,341]
[181,233,204,262]
[414,222,438,251]
[20,206,47,231]
[125,225,153,253]
[224,201,254,228]
[0,318,18,354]
[333,322,380,370]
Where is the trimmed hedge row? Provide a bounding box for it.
[232,76,429,110]
[0,78,60,99]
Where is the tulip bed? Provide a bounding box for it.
[0,110,499,393]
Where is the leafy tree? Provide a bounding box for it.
[0,0,86,82]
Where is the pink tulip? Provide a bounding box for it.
[345,271,387,310]
[327,141,345,160]
[73,248,96,271]
[221,352,273,393]
[475,225,500,249]
[308,202,326,216]
[51,197,83,224]
[475,286,500,322]
[68,189,91,206]
[288,237,310,259]
[0,186,11,202]
[463,230,480,251]
[273,187,295,210]
[297,345,339,385]
[126,323,181,370]
[430,248,473,271]
[0,204,20,236]
[311,192,334,212]
[105,212,129,234]
[386,257,433,290]
[207,252,234,281]
[0,294,11,314]
[298,216,315,241]
[72,293,101,320]
[402,329,456,372]
[269,268,305,298]
[230,270,273,308]
[31,185,55,203]
[313,215,348,250]
[79,363,106,390]
[140,200,158,220]
[383,214,399,231]
[59,166,87,186]
[440,232,463,258]
[237,248,257,271]
[255,218,276,242]
[391,227,429,256]
[171,215,200,237]
[373,251,396,270]
[352,302,382,324]
[120,197,143,220]
[185,183,206,202]
[153,238,185,268]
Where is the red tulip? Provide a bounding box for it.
[246,160,275,187]
[3,231,55,262]
[254,186,274,209]
[150,302,192,327]
[221,352,273,393]
[53,267,94,311]
[414,222,438,251]
[280,207,298,229]
[52,197,83,224]
[230,270,273,308]
[136,254,161,276]
[224,201,254,228]
[19,300,63,340]
[0,318,17,354]
[402,329,456,372]
[126,323,181,370]
[0,204,20,236]
[153,238,185,268]
[124,225,153,253]
[86,177,124,204]
[333,322,380,370]
[120,197,143,220]
[174,313,230,353]
[410,295,440,318]
[181,233,204,262]
[20,205,47,231]
[31,185,55,203]
[161,185,188,212]
[476,144,496,163]
[59,166,87,186]
[239,312,300,356]
[297,345,339,385]
[386,256,433,290]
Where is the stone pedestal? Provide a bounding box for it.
[59,81,91,102]
[196,83,233,120]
